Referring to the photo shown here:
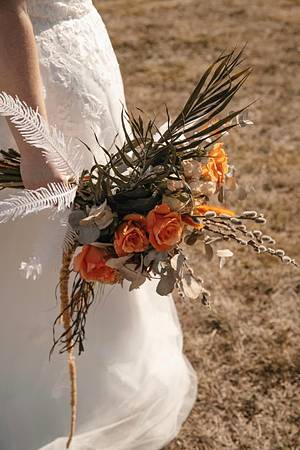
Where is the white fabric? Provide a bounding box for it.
[0,1,197,450]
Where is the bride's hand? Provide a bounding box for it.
[21,149,65,189]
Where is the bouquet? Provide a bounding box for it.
[0,50,296,447]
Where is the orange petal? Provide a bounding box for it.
[194,204,235,216]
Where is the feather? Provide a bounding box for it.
[0,92,83,180]
[0,182,77,223]
[63,224,78,253]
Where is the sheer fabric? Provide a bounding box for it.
[0,2,197,449]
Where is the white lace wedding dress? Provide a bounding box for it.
[0,1,197,449]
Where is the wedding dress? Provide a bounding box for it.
[0,1,197,449]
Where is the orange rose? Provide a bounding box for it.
[146,204,183,252]
[74,245,119,283]
[114,213,149,257]
[202,143,228,184]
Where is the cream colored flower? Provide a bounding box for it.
[166,178,185,192]
[80,201,115,230]
[189,180,216,197]
[181,159,202,179]
[162,194,189,212]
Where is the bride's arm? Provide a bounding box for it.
[0,0,63,188]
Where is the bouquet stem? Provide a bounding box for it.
[60,249,77,449]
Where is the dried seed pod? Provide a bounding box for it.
[282,256,291,264]
[241,210,258,219]
[253,230,263,238]
[246,231,254,239]
[219,214,231,219]
[275,249,285,257]
[261,234,272,242]
[204,211,217,218]
[255,217,267,224]
[268,248,276,254]
[230,217,242,225]
[258,245,267,253]
[236,224,247,232]
[237,238,247,246]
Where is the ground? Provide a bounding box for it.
[95,1,300,449]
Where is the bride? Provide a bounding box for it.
[0,1,197,449]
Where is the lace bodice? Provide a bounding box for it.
[24,0,126,164]
[28,0,94,23]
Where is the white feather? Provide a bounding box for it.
[0,182,77,223]
[0,92,82,179]
[63,224,78,253]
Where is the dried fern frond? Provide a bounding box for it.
[0,182,77,223]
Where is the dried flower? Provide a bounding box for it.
[162,194,187,212]
[201,143,228,184]
[80,201,114,230]
[217,249,233,269]
[166,178,185,192]
[181,159,202,179]
[196,181,217,197]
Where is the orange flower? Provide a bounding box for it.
[74,245,119,283]
[181,215,205,230]
[202,143,228,184]
[146,204,183,252]
[194,204,235,216]
[114,213,149,257]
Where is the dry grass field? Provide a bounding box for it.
[95,1,300,449]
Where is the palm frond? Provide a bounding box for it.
[0,182,77,223]
[0,92,82,180]
[156,50,251,147]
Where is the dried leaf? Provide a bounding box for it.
[205,243,214,261]
[106,255,133,269]
[216,249,234,258]
[78,225,100,244]
[156,269,177,296]
[170,253,185,273]
[181,273,204,299]
[184,233,199,246]
[129,274,147,291]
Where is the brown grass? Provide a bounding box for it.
[95,1,300,449]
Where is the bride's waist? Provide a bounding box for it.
[29,1,95,30]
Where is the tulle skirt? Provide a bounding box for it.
[0,204,197,450]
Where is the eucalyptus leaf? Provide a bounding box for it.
[181,273,204,299]
[78,224,100,244]
[184,232,198,246]
[205,243,214,261]
[156,269,177,296]
[129,274,147,291]
[68,209,86,229]
[170,253,185,273]
[106,255,133,269]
